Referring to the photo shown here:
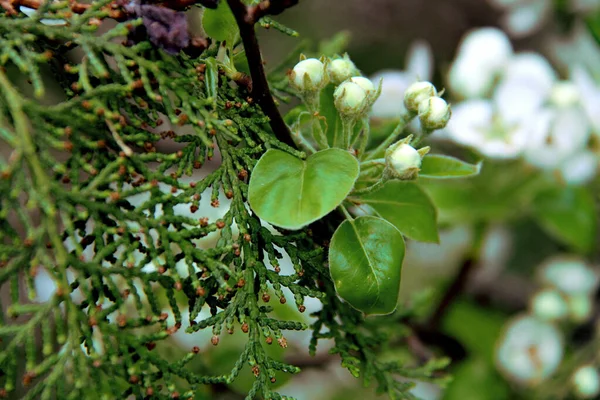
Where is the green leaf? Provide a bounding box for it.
[202,1,239,44]
[248,149,359,230]
[351,181,439,243]
[329,216,405,315]
[533,187,597,253]
[204,57,218,107]
[419,155,481,179]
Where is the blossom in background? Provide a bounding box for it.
[370,40,433,118]
[443,28,599,184]
[488,0,600,37]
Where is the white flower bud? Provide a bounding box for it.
[334,81,368,118]
[384,137,429,180]
[350,77,376,99]
[418,97,451,130]
[328,57,358,85]
[404,81,437,113]
[289,58,328,92]
[530,289,568,321]
[573,365,600,399]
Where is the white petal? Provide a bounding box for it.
[559,151,598,185]
[503,53,557,95]
[502,1,550,37]
[370,70,412,118]
[458,28,513,72]
[445,100,493,147]
[572,66,600,132]
[405,40,434,81]
[494,78,546,124]
[448,58,498,99]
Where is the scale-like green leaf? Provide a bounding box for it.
[329,216,405,315]
[248,149,359,230]
[533,187,597,253]
[351,181,439,243]
[420,155,481,179]
[202,1,239,44]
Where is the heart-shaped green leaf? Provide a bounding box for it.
[350,181,439,243]
[420,155,481,179]
[329,216,405,315]
[533,187,597,253]
[248,149,359,230]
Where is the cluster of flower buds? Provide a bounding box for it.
[383,135,430,180]
[403,81,451,130]
[333,76,378,120]
[288,55,380,121]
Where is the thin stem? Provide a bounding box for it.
[360,158,386,168]
[338,204,354,221]
[350,178,385,196]
[363,114,413,162]
[227,0,297,148]
[342,119,355,150]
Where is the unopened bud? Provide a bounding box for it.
[384,137,429,180]
[573,365,600,399]
[418,97,451,130]
[289,58,328,92]
[530,289,568,321]
[328,56,358,85]
[350,77,376,99]
[404,81,437,113]
[334,81,368,118]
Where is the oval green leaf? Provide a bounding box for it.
[329,216,405,315]
[202,1,239,44]
[351,181,439,243]
[248,149,359,230]
[420,155,481,179]
[533,187,597,254]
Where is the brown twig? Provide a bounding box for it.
[227,0,297,148]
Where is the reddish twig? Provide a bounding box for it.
[227,0,297,148]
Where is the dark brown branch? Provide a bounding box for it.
[227,0,296,148]
[247,0,299,23]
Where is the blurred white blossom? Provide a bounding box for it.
[495,315,563,385]
[489,0,600,37]
[370,40,433,118]
[443,28,600,184]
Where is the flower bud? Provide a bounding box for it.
[572,365,600,399]
[384,136,429,180]
[530,289,568,321]
[350,77,376,99]
[418,97,451,130]
[289,58,328,93]
[334,81,368,118]
[404,81,437,113]
[328,56,358,85]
